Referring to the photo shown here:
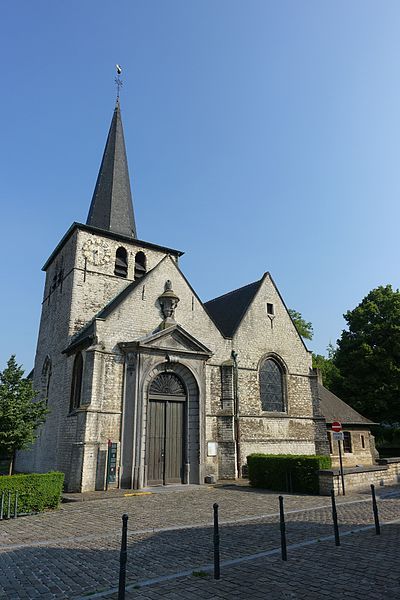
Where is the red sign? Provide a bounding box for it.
[332,421,342,432]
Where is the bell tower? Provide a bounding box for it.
[16,90,183,490]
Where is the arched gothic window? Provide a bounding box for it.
[114,247,128,278]
[134,251,146,280]
[41,356,52,405]
[70,352,83,412]
[259,357,285,412]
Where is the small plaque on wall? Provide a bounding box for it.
[207,442,218,457]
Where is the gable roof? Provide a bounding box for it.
[318,383,376,425]
[63,254,220,354]
[204,277,264,338]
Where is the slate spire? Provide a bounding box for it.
[86,99,137,238]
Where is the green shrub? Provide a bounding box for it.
[0,472,64,513]
[247,454,331,494]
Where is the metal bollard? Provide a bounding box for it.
[0,491,4,520]
[279,495,287,561]
[213,503,221,579]
[370,484,381,535]
[7,491,11,520]
[14,492,18,519]
[118,514,129,600]
[330,489,340,546]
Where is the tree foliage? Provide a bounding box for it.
[288,309,313,340]
[0,356,48,473]
[332,285,400,424]
[312,344,340,390]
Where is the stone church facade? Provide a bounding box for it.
[16,100,331,492]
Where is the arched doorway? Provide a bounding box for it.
[146,372,186,485]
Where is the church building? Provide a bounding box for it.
[16,99,334,492]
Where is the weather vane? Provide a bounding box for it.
[115,64,123,99]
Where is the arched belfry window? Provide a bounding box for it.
[114,247,128,278]
[134,251,146,280]
[259,357,285,412]
[70,352,83,412]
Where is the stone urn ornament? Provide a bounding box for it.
[158,280,180,329]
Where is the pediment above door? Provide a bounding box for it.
[120,324,213,360]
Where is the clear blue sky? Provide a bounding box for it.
[1,1,400,371]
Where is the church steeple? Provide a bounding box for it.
[86,100,137,238]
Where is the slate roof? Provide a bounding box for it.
[86,100,137,238]
[318,383,375,425]
[204,278,264,338]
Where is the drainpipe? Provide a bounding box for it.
[231,350,241,478]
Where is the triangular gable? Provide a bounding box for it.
[63,257,168,354]
[120,324,213,358]
[206,271,310,351]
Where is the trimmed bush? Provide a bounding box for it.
[247,454,331,495]
[0,472,64,513]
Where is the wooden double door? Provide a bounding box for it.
[146,373,186,486]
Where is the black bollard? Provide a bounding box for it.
[213,503,221,579]
[279,496,287,561]
[370,484,381,535]
[0,491,4,520]
[118,514,129,600]
[14,492,18,519]
[330,489,340,546]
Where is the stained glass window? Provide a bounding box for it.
[259,358,285,412]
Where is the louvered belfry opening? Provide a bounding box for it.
[114,247,128,277]
[134,251,146,280]
[147,373,186,486]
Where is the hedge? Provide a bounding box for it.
[0,472,64,513]
[247,454,331,494]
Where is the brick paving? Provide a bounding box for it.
[0,484,400,599]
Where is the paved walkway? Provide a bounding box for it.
[0,484,399,599]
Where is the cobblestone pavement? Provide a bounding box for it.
[0,484,400,599]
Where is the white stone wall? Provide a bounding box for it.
[231,274,328,472]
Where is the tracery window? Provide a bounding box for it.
[149,373,186,398]
[114,247,128,278]
[259,357,285,412]
[70,352,83,412]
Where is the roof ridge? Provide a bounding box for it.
[205,278,262,305]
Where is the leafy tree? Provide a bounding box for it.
[0,356,48,474]
[288,309,314,340]
[312,344,341,390]
[332,285,400,424]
